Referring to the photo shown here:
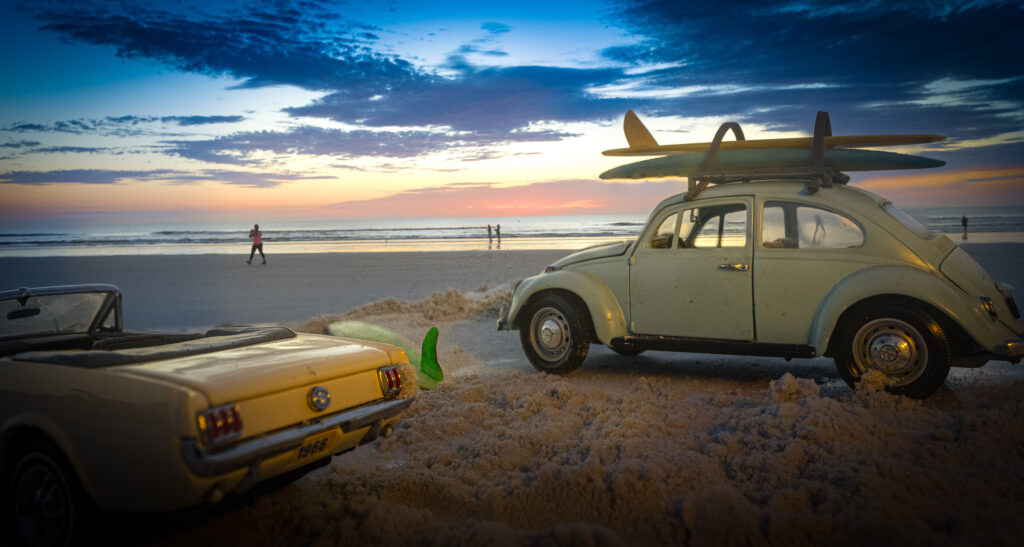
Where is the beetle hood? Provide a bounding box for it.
[552,240,632,268]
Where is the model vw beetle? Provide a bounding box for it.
[0,284,415,546]
[499,111,1023,398]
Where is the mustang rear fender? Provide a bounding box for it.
[507,270,627,345]
[810,265,1013,356]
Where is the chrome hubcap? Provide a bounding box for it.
[852,318,928,385]
[531,307,570,362]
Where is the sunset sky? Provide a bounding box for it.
[2,0,1023,225]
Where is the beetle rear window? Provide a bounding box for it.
[883,203,934,239]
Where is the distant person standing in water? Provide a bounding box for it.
[248,223,266,264]
[961,215,968,240]
[495,224,501,245]
[487,224,493,245]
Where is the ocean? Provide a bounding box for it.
[0,207,1021,257]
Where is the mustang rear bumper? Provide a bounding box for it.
[1003,339,1024,357]
[180,397,413,477]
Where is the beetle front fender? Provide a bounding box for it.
[508,270,628,345]
[810,265,1005,353]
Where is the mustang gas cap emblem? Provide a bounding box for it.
[307,386,331,412]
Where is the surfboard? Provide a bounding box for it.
[599,148,946,180]
[604,110,946,156]
[603,134,947,156]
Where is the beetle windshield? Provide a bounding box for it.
[0,292,109,339]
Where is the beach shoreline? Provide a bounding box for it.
[1,230,1021,258]
[2,242,1021,330]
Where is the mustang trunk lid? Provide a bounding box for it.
[115,333,394,405]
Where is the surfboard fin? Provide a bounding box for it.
[624,110,659,149]
[417,326,443,390]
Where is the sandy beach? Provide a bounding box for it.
[2,242,1023,545]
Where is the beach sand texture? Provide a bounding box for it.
[1,243,1022,545]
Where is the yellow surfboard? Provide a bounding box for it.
[603,110,946,156]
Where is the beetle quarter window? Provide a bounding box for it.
[648,212,678,249]
[762,202,864,249]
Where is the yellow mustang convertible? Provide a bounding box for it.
[0,284,415,546]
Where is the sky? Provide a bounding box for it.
[1,0,1023,225]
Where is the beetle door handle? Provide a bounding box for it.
[718,263,749,271]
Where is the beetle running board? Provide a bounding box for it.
[611,335,816,359]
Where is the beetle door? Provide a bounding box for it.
[629,197,754,339]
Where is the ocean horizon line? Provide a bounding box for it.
[1,232,1022,258]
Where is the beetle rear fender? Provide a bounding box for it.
[508,270,627,345]
[811,265,1004,356]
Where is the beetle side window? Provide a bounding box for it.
[679,204,748,248]
[762,202,864,249]
[648,212,678,249]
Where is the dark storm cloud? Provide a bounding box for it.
[161,115,246,126]
[1,140,41,148]
[19,0,1022,167]
[286,64,628,133]
[30,1,417,93]
[0,169,176,184]
[604,0,1024,137]
[2,115,245,137]
[0,168,322,188]
[164,124,577,165]
[25,1,629,138]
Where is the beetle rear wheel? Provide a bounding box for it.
[834,303,951,399]
[519,293,591,375]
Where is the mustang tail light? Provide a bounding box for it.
[378,365,403,397]
[197,403,243,445]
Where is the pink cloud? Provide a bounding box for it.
[323,179,687,217]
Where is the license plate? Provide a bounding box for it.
[294,430,338,463]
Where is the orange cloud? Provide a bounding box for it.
[854,167,1024,207]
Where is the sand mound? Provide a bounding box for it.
[164,368,1024,546]
[297,286,512,334]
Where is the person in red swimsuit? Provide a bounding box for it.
[247,224,266,264]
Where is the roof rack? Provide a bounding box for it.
[684,111,846,201]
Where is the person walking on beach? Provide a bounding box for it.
[961,215,968,240]
[487,224,493,245]
[248,223,266,264]
[495,224,501,245]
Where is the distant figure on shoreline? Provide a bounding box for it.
[487,224,493,245]
[961,215,968,240]
[495,224,501,246]
[248,223,266,264]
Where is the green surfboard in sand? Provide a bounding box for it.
[599,147,946,180]
[328,321,444,390]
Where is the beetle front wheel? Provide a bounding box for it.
[519,293,591,375]
[834,303,951,399]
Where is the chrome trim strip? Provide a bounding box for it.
[180,397,413,477]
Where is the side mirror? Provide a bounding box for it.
[7,307,41,320]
